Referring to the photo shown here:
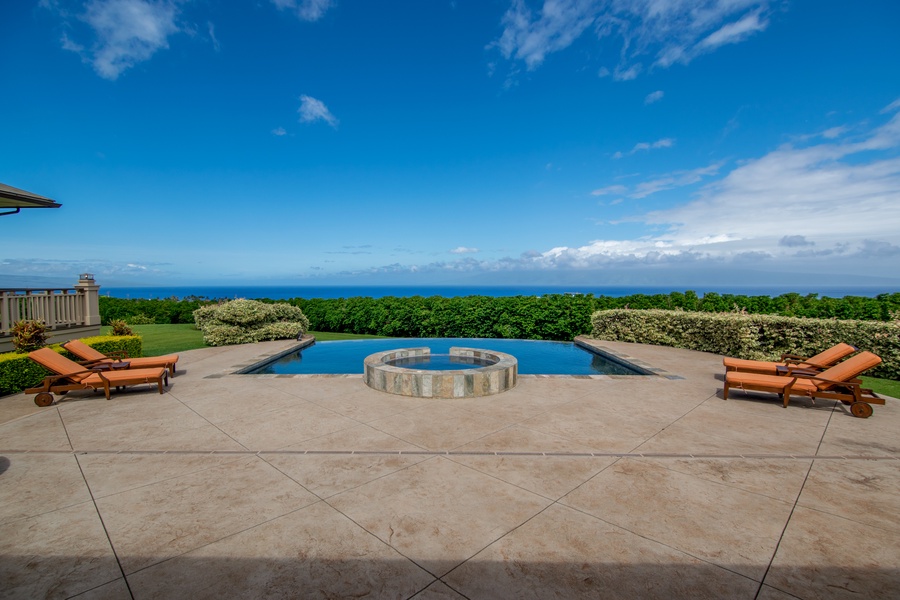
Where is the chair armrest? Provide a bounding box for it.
[780,353,808,362]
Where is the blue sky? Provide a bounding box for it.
[2,0,899,289]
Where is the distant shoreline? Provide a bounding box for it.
[99,285,896,301]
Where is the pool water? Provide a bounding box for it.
[246,338,647,376]
[385,354,497,371]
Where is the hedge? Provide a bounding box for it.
[0,335,143,397]
[193,299,309,346]
[591,309,900,379]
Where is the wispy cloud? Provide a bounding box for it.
[644,90,664,105]
[493,1,772,81]
[612,137,674,159]
[449,247,479,254]
[272,126,287,136]
[298,95,339,128]
[271,0,333,22]
[55,0,181,80]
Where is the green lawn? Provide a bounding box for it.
[105,325,900,399]
[103,325,386,357]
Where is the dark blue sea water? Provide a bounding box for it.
[100,284,892,300]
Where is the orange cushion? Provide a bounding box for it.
[28,348,91,382]
[806,343,856,366]
[815,352,882,390]
[725,372,819,393]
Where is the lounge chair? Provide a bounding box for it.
[723,351,884,418]
[723,343,857,375]
[25,348,169,407]
[63,339,178,376]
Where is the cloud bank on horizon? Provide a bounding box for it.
[4,1,899,288]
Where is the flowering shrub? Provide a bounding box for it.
[109,319,134,336]
[591,309,900,379]
[192,299,309,346]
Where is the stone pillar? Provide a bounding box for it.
[74,273,101,326]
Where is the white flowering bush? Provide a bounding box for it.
[193,299,310,346]
[591,309,900,379]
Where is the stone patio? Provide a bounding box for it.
[1,340,898,599]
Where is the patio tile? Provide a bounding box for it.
[0,452,91,525]
[517,397,670,453]
[765,506,900,599]
[449,386,578,423]
[327,456,551,577]
[365,401,513,451]
[261,424,430,498]
[0,393,49,425]
[169,381,301,422]
[561,458,794,580]
[300,385,438,423]
[413,581,468,599]
[68,578,131,599]
[643,457,812,504]
[797,459,900,533]
[213,399,361,451]
[817,413,900,457]
[96,456,318,574]
[0,501,120,600]
[77,452,248,498]
[443,503,759,599]
[0,408,72,451]
[126,501,435,599]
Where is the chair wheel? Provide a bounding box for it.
[34,392,54,407]
[850,402,873,418]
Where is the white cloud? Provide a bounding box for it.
[450,247,480,254]
[494,1,771,80]
[590,184,627,196]
[271,0,333,22]
[298,95,339,128]
[613,137,674,159]
[880,97,900,114]
[644,90,664,105]
[272,126,287,136]
[62,0,181,80]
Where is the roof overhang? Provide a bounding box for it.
[0,183,62,216]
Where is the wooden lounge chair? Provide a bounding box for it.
[723,343,857,375]
[63,339,179,376]
[723,351,884,418]
[25,348,169,407]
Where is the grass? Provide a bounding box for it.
[104,324,900,398]
[102,325,387,357]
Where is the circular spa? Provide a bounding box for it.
[364,347,517,398]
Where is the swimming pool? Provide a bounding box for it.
[244,338,649,376]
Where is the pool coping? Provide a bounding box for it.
[221,334,682,381]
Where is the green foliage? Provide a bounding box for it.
[109,319,134,336]
[11,319,48,353]
[0,350,53,396]
[193,299,309,346]
[0,336,142,396]
[102,324,206,356]
[99,296,216,325]
[126,313,156,325]
[591,309,900,379]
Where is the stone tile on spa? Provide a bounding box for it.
[327,456,551,578]
[0,453,92,524]
[77,452,248,498]
[765,506,900,599]
[797,459,900,533]
[127,501,435,599]
[0,409,72,452]
[68,578,132,599]
[96,455,318,574]
[561,459,794,581]
[214,399,361,451]
[365,401,513,451]
[0,501,120,600]
[443,503,758,599]
[644,457,812,504]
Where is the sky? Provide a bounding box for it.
[2,0,900,289]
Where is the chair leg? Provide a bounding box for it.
[723,382,730,400]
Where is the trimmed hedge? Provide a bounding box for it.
[0,335,143,397]
[193,299,309,346]
[591,309,900,379]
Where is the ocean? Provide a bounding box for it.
[99,284,894,301]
